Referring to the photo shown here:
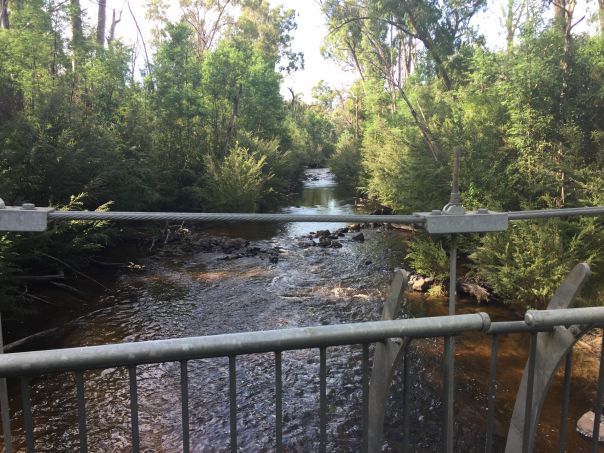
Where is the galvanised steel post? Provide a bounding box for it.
[0,312,12,453]
[442,147,463,453]
[443,234,457,453]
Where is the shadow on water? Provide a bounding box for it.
[2,168,601,452]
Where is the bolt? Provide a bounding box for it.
[21,203,35,210]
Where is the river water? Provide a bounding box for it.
[3,168,602,452]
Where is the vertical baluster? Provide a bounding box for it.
[523,333,537,453]
[0,312,12,453]
[319,347,327,453]
[362,344,369,453]
[558,351,573,453]
[402,341,411,453]
[128,366,140,453]
[229,356,237,453]
[0,377,11,453]
[20,377,34,453]
[75,371,88,453]
[180,361,190,453]
[443,335,455,453]
[591,334,604,453]
[275,351,283,453]
[485,334,500,453]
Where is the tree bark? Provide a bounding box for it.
[224,83,243,156]
[70,0,84,49]
[107,8,122,44]
[599,0,604,34]
[96,0,106,46]
[0,0,9,29]
[553,0,565,24]
[558,0,575,111]
[70,0,84,78]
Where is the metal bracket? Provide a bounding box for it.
[414,209,509,234]
[505,263,592,453]
[0,205,54,232]
[368,269,410,452]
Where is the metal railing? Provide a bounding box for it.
[1,202,604,451]
[0,308,603,452]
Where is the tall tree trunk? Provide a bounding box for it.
[553,0,565,24]
[70,0,84,70]
[96,0,106,46]
[70,0,84,48]
[558,0,575,111]
[70,0,84,96]
[506,0,515,48]
[599,0,604,34]
[0,0,9,29]
[224,84,242,156]
[107,8,122,45]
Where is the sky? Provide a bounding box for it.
[82,0,600,102]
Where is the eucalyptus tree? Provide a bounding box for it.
[0,0,9,29]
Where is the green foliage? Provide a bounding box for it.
[322,3,604,306]
[328,131,362,189]
[235,131,303,203]
[405,235,450,283]
[470,220,602,307]
[202,145,271,212]
[362,117,449,212]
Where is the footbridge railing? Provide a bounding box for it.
[1,201,604,452]
[0,304,603,452]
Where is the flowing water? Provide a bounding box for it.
[3,168,602,452]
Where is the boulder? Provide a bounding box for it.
[412,278,426,291]
[318,237,331,247]
[315,230,331,238]
[352,233,365,242]
[221,238,248,253]
[577,411,604,442]
[297,240,316,248]
[411,276,435,291]
[370,206,393,215]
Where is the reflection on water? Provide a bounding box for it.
[204,168,357,239]
[283,170,356,237]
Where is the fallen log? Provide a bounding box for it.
[13,272,65,282]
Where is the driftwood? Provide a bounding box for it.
[88,258,134,269]
[49,281,86,297]
[13,272,65,282]
[20,292,57,307]
[38,253,107,290]
[459,281,490,304]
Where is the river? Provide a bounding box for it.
[2,168,601,452]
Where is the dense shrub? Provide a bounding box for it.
[202,145,271,212]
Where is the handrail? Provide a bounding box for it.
[0,313,490,377]
[47,211,425,224]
